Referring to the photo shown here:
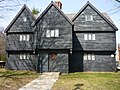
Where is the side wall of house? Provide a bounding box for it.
[71,5,116,72]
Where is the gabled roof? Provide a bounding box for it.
[32,1,73,27]
[72,1,118,31]
[4,4,35,33]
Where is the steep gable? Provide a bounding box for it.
[32,1,72,27]
[5,4,35,33]
[72,1,118,31]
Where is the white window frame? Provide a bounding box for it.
[92,34,95,40]
[84,54,95,60]
[20,53,30,59]
[88,34,92,40]
[46,29,59,37]
[23,16,27,22]
[84,34,88,40]
[19,35,30,41]
[85,15,93,21]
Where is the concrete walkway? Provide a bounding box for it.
[18,72,60,90]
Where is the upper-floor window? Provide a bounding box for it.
[85,15,93,21]
[46,29,59,37]
[84,34,95,40]
[23,16,27,22]
[84,54,95,60]
[20,53,30,59]
[20,35,30,41]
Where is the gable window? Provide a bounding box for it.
[85,15,93,21]
[19,35,30,41]
[23,16,27,22]
[84,54,95,60]
[84,34,96,40]
[46,29,59,37]
[20,53,30,59]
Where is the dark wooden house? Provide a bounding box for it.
[5,1,118,73]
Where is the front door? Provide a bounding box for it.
[48,52,58,72]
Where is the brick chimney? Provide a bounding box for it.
[55,0,62,9]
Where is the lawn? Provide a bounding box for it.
[0,68,40,90]
[52,72,120,90]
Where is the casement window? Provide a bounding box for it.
[23,16,27,22]
[20,53,30,59]
[46,29,59,37]
[84,34,96,40]
[84,54,95,60]
[19,35,30,41]
[85,15,93,21]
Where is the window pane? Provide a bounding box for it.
[89,34,92,40]
[55,29,59,37]
[23,54,26,59]
[23,35,26,41]
[88,54,91,60]
[20,54,23,59]
[84,54,87,60]
[92,34,95,40]
[20,35,22,41]
[84,34,87,40]
[46,30,50,37]
[51,30,55,37]
[23,17,27,22]
[85,15,93,21]
[26,53,30,59]
[26,35,30,41]
[92,54,95,60]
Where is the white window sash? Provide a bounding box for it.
[84,34,88,40]
[84,54,87,60]
[92,34,95,40]
[20,35,23,41]
[26,35,30,41]
[23,17,27,22]
[88,34,92,40]
[85,15,93,21]
[20,54,23,59]
[26,53,30,59]
[23,35,26,41]
[23,54,26,59]
[46,30,50,37]
[55,29,59,37]
[88,54,91,60]
[51,30,55,37]
[92,54,95,60]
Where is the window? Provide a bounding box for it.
[23,16,27,22]
[84,54,95,60]
[46,29,59,37]
[85,15,93,21]
[84,34,96,40]
[84,34,88,40]
[19,35,30,41]
[20,53,30,59]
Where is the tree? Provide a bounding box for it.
[0,0,28,18]
[31,7,40,16]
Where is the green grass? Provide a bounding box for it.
[0,68,40,90]
[52,72,120,90]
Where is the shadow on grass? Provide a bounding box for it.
[73,83,84,90]
[0,69,38,90]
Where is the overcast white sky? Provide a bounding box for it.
[0,0,120,45]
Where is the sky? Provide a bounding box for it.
[0,0,120,45]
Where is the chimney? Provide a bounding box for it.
[55,0,62,9]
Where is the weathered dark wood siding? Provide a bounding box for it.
[70,51,116,72]
[37,50,69,73]
[6,53,37,70]
[35,6,72,49]
[6,34,34,50]
[7,9,34,33]
[74,6,115,32]
[73,32,116,51]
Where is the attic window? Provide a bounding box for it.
[85,15,93,21]
[23,17,27,22]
